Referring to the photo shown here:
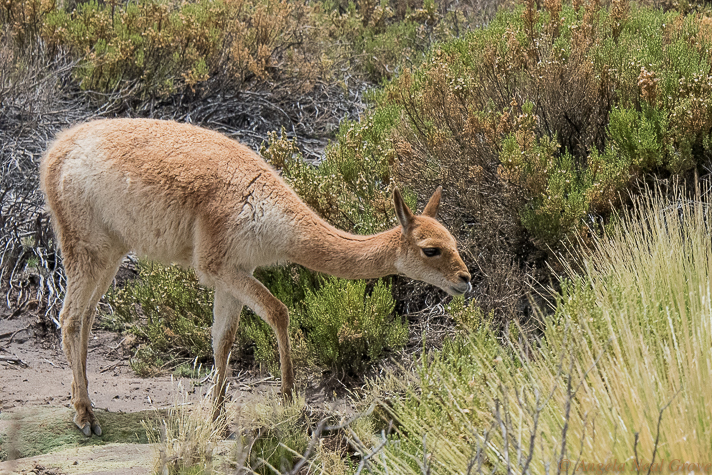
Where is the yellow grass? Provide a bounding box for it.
[371,191,712,473]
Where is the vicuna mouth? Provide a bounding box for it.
[448,282,471,296]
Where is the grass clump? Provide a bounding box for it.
[235,393,310,474]
[145,381,231,475]
[149,389,347,475]
[363,190,712,472]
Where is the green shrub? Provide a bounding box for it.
[261,108,407,236]
[234,271,408,376]
[257,2,712,321]
[42,0,239,96]
[104,262,304,375]
[104,261,407,377]
[300,277,407,374]
[104,262,215,375]
[2,0,492,98]
[387,3,712,248]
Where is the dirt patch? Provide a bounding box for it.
[1,311,304,416]
[0,442,153,475]
[0,315,189,415]
[0,309,356,472]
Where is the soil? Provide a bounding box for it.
[0,305,355,474]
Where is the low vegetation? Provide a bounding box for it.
[0,0,499,317]
[264,0,712,322]
[142,190,712,473]
[144,382,364,474]
[0,407,159,460]
[4,0,712,471]
[364,191,712,472]
[1,0,498,100]
[103,262,407,378]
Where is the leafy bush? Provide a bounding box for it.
[387,3,712,249]
[1,0,501,99]
[261,110,408,236]
[366,191,712,472]
[228,271,408,377]
[262,2,712,321]
[300,277,407,374]
[104,261,407,377]
[42,0,291,96]
[104,262,215,375]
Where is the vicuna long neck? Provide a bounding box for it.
[286,216,402,279]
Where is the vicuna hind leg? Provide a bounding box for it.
[211,286,243,421]
[60,245,124,436]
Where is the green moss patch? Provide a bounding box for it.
[0,407,163,461]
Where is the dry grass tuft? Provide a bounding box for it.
[363,188,712,472]
[145,379,233,474]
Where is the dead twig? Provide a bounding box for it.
[99,361,126,373]
[0,324,31,342]
[0,355,28,366]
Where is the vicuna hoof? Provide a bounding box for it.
[74,415,92,437]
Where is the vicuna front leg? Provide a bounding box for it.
[211,287,243,421]
[216,272,294,400]
[60,245,124,437]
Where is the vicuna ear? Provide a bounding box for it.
[422,186,442,218]
[393,187,414,232]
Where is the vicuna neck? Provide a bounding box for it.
[286,216,402,279]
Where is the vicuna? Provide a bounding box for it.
[40,118,471,436]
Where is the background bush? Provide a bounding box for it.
[2,0,502,99]
[262,2,712,324]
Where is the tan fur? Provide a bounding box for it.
[39,118,470,435]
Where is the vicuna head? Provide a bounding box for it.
[393,187,471,296]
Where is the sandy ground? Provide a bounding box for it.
[0,308,350,474]
[0,309,290,415]
[0,443,154,475]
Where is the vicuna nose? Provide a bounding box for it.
[458,272,471,283]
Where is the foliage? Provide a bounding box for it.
[365,191,712,472]
[261,105,411,236]
[104,262,215,375]
[259,2,712,322]
[104,261,407,377]
[388,3,712,248]
[300,277,407,374]
[443,296,488,332]
[43,0,227,95]
[0,0,499,99]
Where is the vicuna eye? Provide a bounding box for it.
[422,247,441,257]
